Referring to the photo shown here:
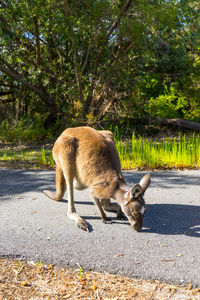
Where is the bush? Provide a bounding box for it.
[147,84,198,120]
[0,116,48,143]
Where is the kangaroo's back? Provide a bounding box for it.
[63,127,123,189]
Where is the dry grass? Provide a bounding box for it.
[1,258,200,300]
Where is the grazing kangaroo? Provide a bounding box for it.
[43,126,151,231]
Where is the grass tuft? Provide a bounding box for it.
[115,132,200,170]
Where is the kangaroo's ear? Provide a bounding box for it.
[130,184,143,199]
[139,174,151,194]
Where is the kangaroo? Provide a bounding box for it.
[43,126,151,231]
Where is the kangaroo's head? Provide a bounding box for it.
[121,174,151,231]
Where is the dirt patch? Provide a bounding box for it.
[0,258,200,299]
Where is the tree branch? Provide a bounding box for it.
[0,60,58,113]
[105,0,133,41]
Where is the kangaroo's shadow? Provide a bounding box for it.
[143,204,200,237]
[83,215,130,226]
[48,194,200,237]
[60,199,94,205]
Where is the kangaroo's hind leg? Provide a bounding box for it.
[57,134,89,231]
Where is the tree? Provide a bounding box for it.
[0,0,136,120]
[0,0,200,125]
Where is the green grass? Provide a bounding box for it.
[0,145,54,169]
[116,132,200,170]
[1,132,200,170]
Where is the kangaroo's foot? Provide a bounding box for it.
[68,212,89,231]
[77,219,89,231]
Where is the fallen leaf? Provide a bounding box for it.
[135,261,143,265]
[48,264,54,269]
[91,285,97,290]
[21,280,29,287]
[160,243,167,248]
[188,283,193,290]
[114,253,124,257]
[161,259,176,262]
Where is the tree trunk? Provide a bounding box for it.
[157,118,200,131]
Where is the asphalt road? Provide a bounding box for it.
[0,169,200,287]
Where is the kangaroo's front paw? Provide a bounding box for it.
[102,217,111,224]
[77,219,89,231]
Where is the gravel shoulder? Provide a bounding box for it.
[1,258,200,299]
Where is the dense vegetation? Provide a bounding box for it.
[0,0,200,141]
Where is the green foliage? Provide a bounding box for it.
[78,266,83,280]
[148,84,186,119]
[147,83,200,121]
[0,117,47,143]
[41,146,47,165]
[40,146,54,167]
[0,0,200,126]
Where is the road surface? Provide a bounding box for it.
[0,169,200,286]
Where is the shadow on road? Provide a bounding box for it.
[0,169,55,198]
[1,169,200,238]
[124,171,200,189]
[1,169,200,198]
[60,199,94,206]
[144,204,200,237]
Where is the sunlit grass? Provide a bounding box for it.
[0,145,54,169]
[116,132,200,170]
[1,131,200,170]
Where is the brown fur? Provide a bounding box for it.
[43,126,151,231]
